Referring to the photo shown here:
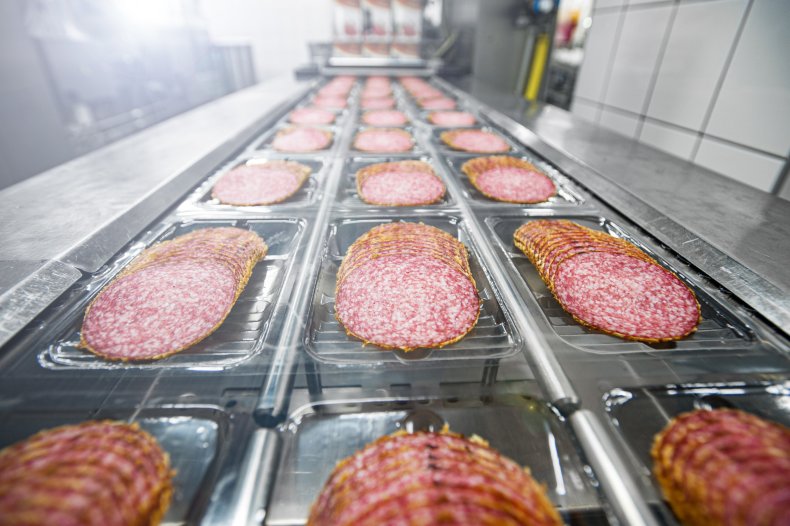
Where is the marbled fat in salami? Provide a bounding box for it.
[272,127,332,152]
[441,129,509,153]
[513,219,700,342]
[461,156,556,203]
[81,227,267,361]
[353,128,414,153]
[335,222,479,350]
[361,109,408,126]
[428,111,476,126]
[0,421,173,526]
[356,160,445,206]
[212,160,311,206]
[652,409,790,526]
[289,107,336,125]
[307,430,563,526]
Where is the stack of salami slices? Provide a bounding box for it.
[441,129,510,153]
[307,430,563,526]
[289,107,336,125]
[461,156,556,204]
[428,111,476,127]
[353,128,414,153]
[361,109,408,127]
[335,222,479,351]
[361,96,396,110]
[513,220,700,342]
[652,408,790,526]
[81,227,267,361]
[356,160,445,206]
[0,421,173,526]
[272,127,333,152]
[418,96,457,110]
[212,160,311,206]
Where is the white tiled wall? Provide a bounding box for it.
[571,0,790,196]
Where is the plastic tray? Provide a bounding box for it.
[304,216,522,365]
[334,156,458,210]
[178,157,328,214]
[485,215,756,355]
[443,152,586,208]
[603,380,790,490]
[0,405,229,525]
[266,393,608,525]
[38,218,305,370]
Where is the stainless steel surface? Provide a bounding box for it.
[570,410,661,526]
[439,77,790,333]
[224,429,281,526]
[267,391,606,525]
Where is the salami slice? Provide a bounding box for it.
[307,430,563,526]
[428,111,476,127]
[353,128,414,153]
[361,109,408,126]
[461,156,556,203]
[419,97,456,110]
[361,96,396,110]
[356,160,445,206]
[652,409,790,526]
[513,219,700,342]
[313,96,348,109]
[289,107,336,125]
[441,129,509,153]
[272,127,332,152]
[362,86,392,98]
[81,228,267,361]
[212,160,311,206]
[0,421,173,526]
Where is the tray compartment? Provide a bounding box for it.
[604,381,790,493]
[335,156,458,210]
[179,157,327,214]
[486,215,755,354]
[348,125,426,156]
[305,216,521,365]
[266,394,608,525]
[253,124,338,155]
[443,152,585,208]
[431,126,521,156]
[39,218,305,370]
[0,406,230,526]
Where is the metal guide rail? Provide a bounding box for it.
[0,73,787,526]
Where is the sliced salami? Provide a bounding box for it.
[462,156,556,203]
[362,86,392,98]
[356,160,445,206]
[419,97,457,110]
[289,107,336,125]
[353,128,414,153]
[361,96,396,110]
[441,129,509,153]
[81,227,267,361]
[313,96,348,109]
[428,111,476,127]
[0,421,173,526]
[553,252,700,341]
[652,409,790,526]
[361,109,408,126]
[272,127,332,152]
[307,431,563,526]
[513,219,700,342]
[212,160,311,206]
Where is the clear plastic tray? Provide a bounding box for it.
[0,406,229,526]
[266,393,608,525]
[485,215,757,355]
[334,156,458,210]
[38,218,305,370]
[603,380,790,491]
[443,152,586,208]
[304,216,522,365]
[177,157,328,214]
